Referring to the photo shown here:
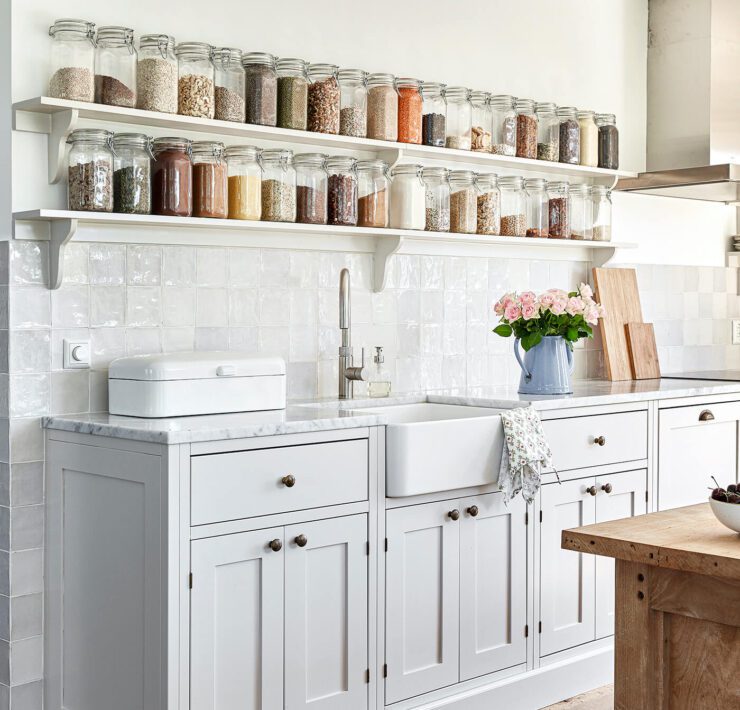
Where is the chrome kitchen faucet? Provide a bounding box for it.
[338,268,367,399]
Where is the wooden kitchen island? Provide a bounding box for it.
[563,504,740,710]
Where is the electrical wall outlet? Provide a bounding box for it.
[63,339,91,369]
[733,320,740,345]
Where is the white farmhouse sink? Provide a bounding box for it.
[351,403,505,497]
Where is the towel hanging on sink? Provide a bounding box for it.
[498,405,552,504]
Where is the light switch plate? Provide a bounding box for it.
[733,320,740,345]
[63,339,91,369]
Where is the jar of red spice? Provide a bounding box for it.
[151,137,192,217]
[192,141,227,218]
[396,77,422,145]
[515,98,538,159]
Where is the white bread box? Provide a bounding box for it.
[108,352,286,417]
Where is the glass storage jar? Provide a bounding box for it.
[225,145,261,221]
[307,63,340,134]
[470,91,492,153]
[490,95,516,156]
[276,58,309,131]
[175,42,214,119]
[449,170,477,234]
[243,52,277,126]
[94,26,136,107]
[499,176,526,236]
[67,128,114,212]
[524,178,548,238]
[137,34,177,113]
[212,47,245,122]
[515,98,537,159]
[569,184,592,240]
[535,102,559,162]
[111,132,152,214]
[337,68,367,137]
[356,159,389,228]
[475,173,500,236]
[260,148,296,222]
[596,113,619,170]
[578,110,598,167]
[49,18,96,102]
[151,137,192,217]
[191,141,227,219]
[390,164,425,230]
[421,82,446,147]
[326,157,358,226]
[422,167,450,232]
[294,153,327,225]
[557,107,580,165]
[367,73,398,142]
[397,77,422,145]
[590,186,612,241]
[547,181,570,239]
[445,86,472,150]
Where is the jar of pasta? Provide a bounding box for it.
[470,91,492,152]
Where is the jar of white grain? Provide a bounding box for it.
[578,110,598,167]
[390,164,425,230]
[137,34,177,113]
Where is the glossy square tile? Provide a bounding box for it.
[89,244,125,285]
[126,245,162,286]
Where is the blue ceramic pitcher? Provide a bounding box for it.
[514,336,574,395]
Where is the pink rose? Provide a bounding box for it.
[550,300,565,315]
[494,300,505,316]
[579,283,593,299]
[566,297,585,316]
[521,303,538,320]
[584,305,599,325]
[520,291,536,305]
[538,292,555,309]
[504,304,521,321]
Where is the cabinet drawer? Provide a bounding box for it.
[191,438,368,525]
[543,410,647,472]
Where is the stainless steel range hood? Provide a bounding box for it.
[617,164,740,203]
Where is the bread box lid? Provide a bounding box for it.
[109,351,286,382]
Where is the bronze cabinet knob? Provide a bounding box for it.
[281,475,296,487]
[467,506,479,517]
[295,534,308,548]
[593,436,606,446]
[585,485,598,497]
[698,409,715,422]
[269,539,283,552]
[601,483,613,494]
[448,509,460,521]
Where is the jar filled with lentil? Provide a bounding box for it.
[260,148,296,222]
[151,137,192,217]
[475,173,500,236]
[111,132,151,214]
[570,184,592,240]
[421,81,446,147]
[307,63,340,134]
[176,42,214,119]
[243,52,277,126]
[390,164,425,230]
[499,176,526,237]
[294,153,328,225]
[137,34,177,113]
[445,86,472,150]
[535,102,559,162]
[547,181,570,239]
[49,18,96,102]
[191,141,227,219]
[590,185,612,241]
[367,73,398,142]
[338,69,367,138]
[578,110,598,167]
[67,128,114,212]
[397,77,422,145]
[326,156,358,226]
[212,47,245,122]
[95,26,137,108]
[422,167,450,232]
[515,98,537,159]
[449,170,477,234]
[276,58,309,130]
[225,145,261,221]
[490,94,517,156]
[596,113,619,170]
[470,91,492,153]
[557,107,580,165]
[357,159,389,228]
[524,178,548,238]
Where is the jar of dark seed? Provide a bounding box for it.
[557,106,580,165]
[277,58,309,131]
[421,82,446,147]
[569,184,592,240]
[260,148,296,222]
[499,176,526,237]
[176,42,215,119]
[94,26,137,108]
[449,170,477,234]
[111,132,151,215]
[338,69,367,138]
[192,141,228,219]
[226,145,262,221]
[515,98,537,159]
[475,173,500,236]
[357,159,390,228]
[422,167,450,232]
[490,94,517,156]
[212,47,245,123]
[524,178,549,238]
[326,156,358,226]
[367,73,398,142]
[137,34,177,113]
[397,78,423,145]
[470,91,492,153]
[49,18,96,102]
[547,181,570,239]
[307,63,340,134]
[243,52,277,126]
[67,128,114,212]
[596,113,619,170]
[590,185,612,242]
[151,137,192,217]
[445,86,472,150]
[294,153,328,225]
[535,102,559,162]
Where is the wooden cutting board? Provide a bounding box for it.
[592,267,644,381]
[626,322,661,379]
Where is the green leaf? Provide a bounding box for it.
[493,324,513,337]
[566,327,579,341]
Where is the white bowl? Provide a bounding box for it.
[709,497,740,533]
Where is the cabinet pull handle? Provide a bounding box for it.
[269,539,283,552]
[601,483,613,494]
[585,485,598,497]
[593,436,606,446]
[281,475,296,487]
[295,534,308,548]
[698,409,715,422]
[466,505,479,517]
[448,509,460,521]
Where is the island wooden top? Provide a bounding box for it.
[562,503,740,580]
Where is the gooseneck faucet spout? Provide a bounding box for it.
[338,268,366,399]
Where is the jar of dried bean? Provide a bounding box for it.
[357,159,389,228]
[490,94,517,156]
[421,82,446,147]
[151,137,192,217]
[596,113,619,170]
[307,63,340,134]
[49,18,96,102]
[212,47,245,123]
[243,52,277,126]
[390,164,425,230]
[367,73,398,142]
[277,58,309,130]
[445,86,472,150]
[499,176,526,237]
[449,170,477,234]
[260,148,296,222]
[397,77,422,145]
[326,156,358,226]
[475,173,500,236]
[590,185,612,241]
[225,145,261,221]
[175,42,214,119]
[578,110,598,167]
[535,102,559,162]
[294,153,328,225]
[67,128,114,212]
[95,26,137,108]
[191,141,227,219]
[422,167,450,232]
[470,91,492,153]
[569,184,592,240]
[112,132,151,215]
[524,178,548,238]
[338,69,367,138]
[137,34,177,113]
[515,98,537,159]
[557,107,580,165]
[547,181,570,239]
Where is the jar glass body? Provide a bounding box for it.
[294,154,328,225]
[578,111,598,167]
[470,92,492,153]
[112,134,151,214]
[421,82,446,147]
[591,187,612,241]
[49,20,96,102]
[445,87,472,150]
[277,58,309,131]
[137,35,177,113]
[490,95,517,156]
[260,150,296,222]
[423,168,450,232]
[176,44,214,119]
[338,69,366,137]
[475,174,500,236]
[367,74,398,142]
[67,129,114,212]
[525,178,548,238]
[515,99,537,159]
[192,142,227,219]
[449,171,477,234]
[357,160,389,228]
[397,78,422,145]
[499,177,526,236]
[535,103,559,162]
[547,182,570,239]
[243,53,277,126]
[226,147,261,221]
[95,27,137,107]
[213,49,245,122]
[326,158,358,226]
[596,114,619,170]
[390,165,425,230]
[152,138,192,217]
[558,108,580,165]
[570,185,593,240]
[307,64,340,134]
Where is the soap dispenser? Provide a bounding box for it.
[367,346,392,398]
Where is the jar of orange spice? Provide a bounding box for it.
[397,77,422,144]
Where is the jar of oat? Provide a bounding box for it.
[535,102,559,162]
[596,113,619,170]
[449,170,477,234]
[397,77,422,145]
[590,186,612,241]
[445,86,472,150]
[212,47,245,123]
[578,110,598,167]
[569,184,593,240]
[175,42,214,119]
[277,58,309,131]
[67,128,114,212]
[225,145,262,221]
[390,164,425,230]
[470,91,492,153]
[94,26,137,107]
[367,73,398,142]
[475,173,500,236]
[151,137,192,217]
[422,167,450,232]
[111,132,152,215]
[307,63,340,134]
[260,148,296,222]
[49,18,96,102]
[357,159,389,228]
[338,68,367,138]
[137,34,177,113]
[243,52,277,126]
[525,178,548,238]
[326,156,358,226]
[499,176,526,237]
[191,141,227,219]
[515,98,537,159]
[421,81,446,147]
[490,94,517,156]
[294,153,328,225]
[547,181,570,239]
[557,107,580,165]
